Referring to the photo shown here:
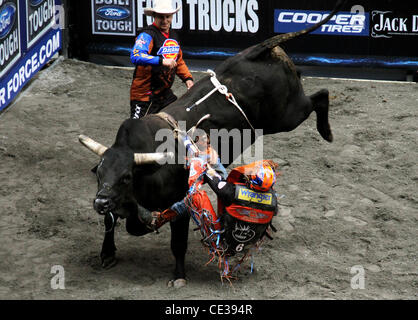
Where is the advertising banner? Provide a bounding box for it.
[91,0,136,36]
[136,0,260,33]
[371,10,418,38]
[26,0,56,48]
[0,0,62,112]
[69,1,418,70]
[274,10,369,37]
[0,0,21,79]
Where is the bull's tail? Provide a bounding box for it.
[261,0,346,49]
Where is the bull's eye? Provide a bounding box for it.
[121,174,132,185]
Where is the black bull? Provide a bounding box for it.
[79,1,344,285]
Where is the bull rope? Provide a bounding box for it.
[104,212,115,233]
[186,70,257,134]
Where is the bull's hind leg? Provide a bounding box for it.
[101,213,118,269]
[311,89,333,142]
[168,216,190,288]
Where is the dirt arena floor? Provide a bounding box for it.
[0,57,416,300]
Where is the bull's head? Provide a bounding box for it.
[79,135,173,217]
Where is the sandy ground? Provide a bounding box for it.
[0,57,417,300]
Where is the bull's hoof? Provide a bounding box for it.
[167,278,187,288]
[101,255,117,269]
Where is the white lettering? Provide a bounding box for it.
[223,0,234,32]
[235,0,247,32]
[350,15,365,26]
[374,13,384,32]
[96,20,132,32]
[307,13,322,24]
[247,0,258,33]
[31,52,39,74]
[198,0,210,31]
[187,0,198,30]
[46,38,53,57]
[12,72,19,93]
[399,18,407,31]
[25,59,32,79]
[210,0,222,31]
[0,87,5,106]
[186,0,259,33]
[0,29,19,67]
[96,0,129,5]
[39,46,46,64]
[7,78,12,99]
[52,32,60,52]
[336,14,350,25]
[413,15,418,32]
[29,0,55,37]
[279,11,365,34]
[171,0,183,29]
[19,65,25,87]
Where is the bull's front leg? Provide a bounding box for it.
[100,212,118,269]
[168,216,190,288]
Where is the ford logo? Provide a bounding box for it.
[0,3,16,40]
[29,0,44,6]
[96,6,130,20]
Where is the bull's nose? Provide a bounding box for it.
[93,198,112,215]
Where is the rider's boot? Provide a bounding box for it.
[149,208,178,231]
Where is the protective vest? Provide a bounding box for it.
[130,25,192,101]
[224,183,277,225]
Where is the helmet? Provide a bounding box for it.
[248,163,276,191]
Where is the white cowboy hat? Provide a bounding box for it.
[144,0,181,16]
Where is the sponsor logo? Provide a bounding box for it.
[92,0,135,36]
[26,0,56,48]
[1,30,60,111]
[136,35,146,46]
[232,223,256,243]
[235,208,269,220]
[96,6,130,21]
[29,0,43,6]
[0,3,16,39]
[371,11,418,38]
[157,39,180,60]
[274,9,369,36]
[140,53,153,59]
[238,187,272,205]
[137,0,260,33]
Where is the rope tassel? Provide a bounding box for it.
[186,69,256,133]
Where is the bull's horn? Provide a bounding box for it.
[134,152,174,165]
[79,135,108,156]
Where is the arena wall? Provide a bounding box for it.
[0,0,63,112]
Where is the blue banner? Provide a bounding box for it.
[0,0,62,112]
[274,9,370,37]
